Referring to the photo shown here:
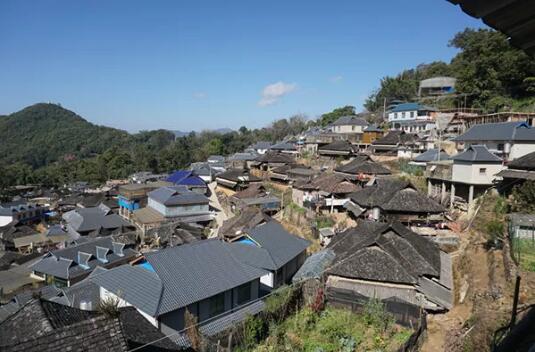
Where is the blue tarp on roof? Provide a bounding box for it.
[166,170,206,186]
[236,238,256,246]
[137,260,156,272]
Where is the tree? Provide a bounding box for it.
[449,28,535,109]
[318,106,356,127]
[511,181,535,214]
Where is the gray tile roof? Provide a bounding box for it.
[148,186,209,206]
[332,116,369,126]
[451,145,503,162]
[413,149,450,162]
[235,220,310,270]
[91,264,163,316]
[93,240,267,317]
[62,206,132,233]
[454,121,535,142]
[31,237,137,280]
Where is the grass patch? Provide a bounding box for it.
[247,304,411,352]
[512,238,535,272]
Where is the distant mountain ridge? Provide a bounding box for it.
[172,127,234,138]
[0,103,133,168]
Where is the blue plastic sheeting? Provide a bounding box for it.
[166,170,206,186]
[137,260,156,272]
[236,238,256,246]
[44,211,58,217]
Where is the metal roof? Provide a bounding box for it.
[448,0,535,56]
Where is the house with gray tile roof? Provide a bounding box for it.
[228,220,310,289]
[331,115,369,134]
[91,239,268,339]
[144,186,213,224]
[454,121,535,161]
[30,236,137,287]
[62,203,134,238]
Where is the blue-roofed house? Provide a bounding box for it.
[387,102,437,132]
[166,170,207,194]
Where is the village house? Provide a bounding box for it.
[0,298,179,351]
[496,151,535,193]
[0,200,49,227]
[387,102,437,133]
[426,145,504,207]
[318,140,357,159]
[228,220,310,289]
[117,181,172,219]
[91,239,267,343]
[218,207,271,242]
[225,151,259,169]
[268,164,317,184]
[269,141,298,154]
[30,236,137,288]
[371,130,421,158]
[344,178,444,224]
[362,124,384,145]
[128,171,168,184]
[0,221,39,251]
[229,184,281,214]
[249,141,272,155]
[453,121,535,161]
[418,76,457,97]
[216,168,262,191]
[330,115,369,134]
[12,225,74,255]
[166,170,208,194]
[292,173,359,213]
[251,151,295,172]
[334,155,391,183]
[132,186,212,234]
[62,203,134,238]
[325,221,453,311]
[142,221,205,248]
[191,159,226,183]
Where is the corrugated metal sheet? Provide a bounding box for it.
[449,0,535,56]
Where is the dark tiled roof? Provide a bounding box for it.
[270,141,297,151]
[217,169,262,182]
[62,206,132,233]
[335,156,391,175]
[372,131,417,146]
[255,152,295,164]
[296,173,359,194]
[348,179,443,213]
[326,221,441,284]
[508,151,535,170]
[319,140,355,152]
[451,145,503,162]
[218,208,270,240]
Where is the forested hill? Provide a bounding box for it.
[0,103,133,168]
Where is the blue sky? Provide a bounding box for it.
[0,1,484,132]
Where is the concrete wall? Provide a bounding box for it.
[333,125,364,134]
[148,198,209,217]
[452,161,503,184]
[510,143,535,161]
[99,287,159,327]
[0,215,12,227]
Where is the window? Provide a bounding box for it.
[402,112,406,118]
[479,168,487,175]
[410,111,415,118]
[236,282,252,305]
[352,125,355,131]
[209,292,225,318]
[497,144,504,151]
[394,113,398,119]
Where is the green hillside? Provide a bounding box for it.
[0,103,132,168]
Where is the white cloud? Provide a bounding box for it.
[329,75,343,83]
[193,92,207,99]
[258,81,297,107]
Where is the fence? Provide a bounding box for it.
[508,218,535,272]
